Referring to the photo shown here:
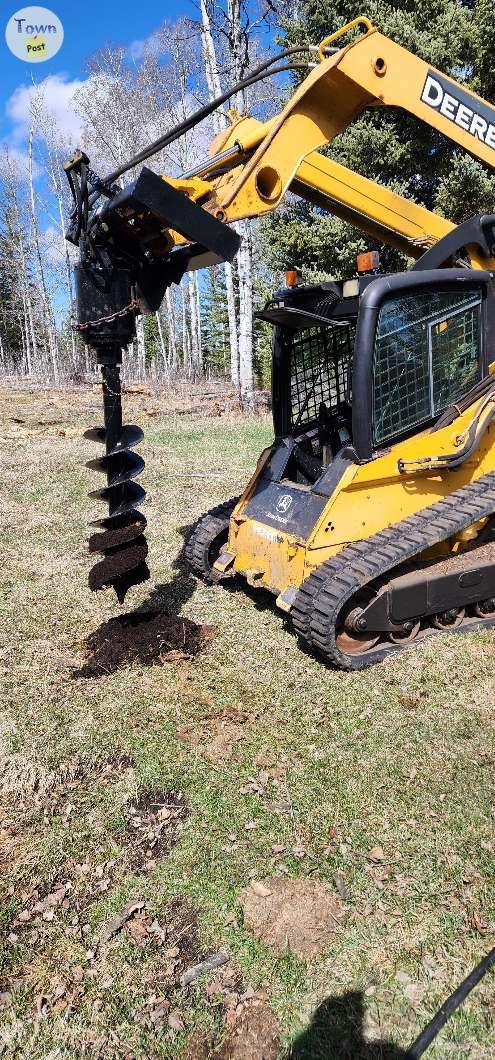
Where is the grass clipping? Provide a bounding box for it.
[77,610,216,676]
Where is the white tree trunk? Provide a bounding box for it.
[155,311,168,375]
[225,260,239,388]
[188,274,201,377]
[237,219,254,412]
[226,0,253,407]
[199,0,240,386]
[165,289,178,373]
[136,315,146,381]
[199,0,222,130]
[28,128,59,384]
[181,282,190,376]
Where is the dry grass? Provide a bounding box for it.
[0,383,494,1059]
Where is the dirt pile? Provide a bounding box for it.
[184,961,281,1060]
[217,1004,280,1060]
[241,877,344,958]
[76,609,216,676]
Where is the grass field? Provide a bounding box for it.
[0,384,494,1059]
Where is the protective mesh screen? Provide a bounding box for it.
[290,323,355,429]
[373,289,482,445]
[431,305,480,412]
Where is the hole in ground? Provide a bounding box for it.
[122,789,189,871]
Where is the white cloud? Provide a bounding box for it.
[128,38,145,62]
[6,73,86,146]
[128,28,164,63]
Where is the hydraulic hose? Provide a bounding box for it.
[406,945,495,1058]
[90,46,318,197]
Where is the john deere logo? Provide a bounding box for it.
[421,70,495,151]
[5,6,63,62]
[276,494,293,515]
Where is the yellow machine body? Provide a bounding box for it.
[223,391,495,602]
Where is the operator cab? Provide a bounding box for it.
[257,274,363,486]
[256,263,492,492]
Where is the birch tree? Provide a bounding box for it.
[226,0,255,411]
[199,0,240,389]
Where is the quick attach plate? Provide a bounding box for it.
[101,167,241,267]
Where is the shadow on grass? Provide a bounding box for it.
[140,569,197,614]
[287,992,408,1060]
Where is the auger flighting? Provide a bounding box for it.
[64,151,150,602]
[64,146,240,603]
[85,359,149,604]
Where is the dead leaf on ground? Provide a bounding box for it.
[367,846,385,863]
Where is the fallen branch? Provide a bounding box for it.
[180,951,229,987]
[100,899,145,944]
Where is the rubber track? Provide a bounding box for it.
[185,498,238,582]
[291,472,495,671]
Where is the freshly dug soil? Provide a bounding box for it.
[217,1004,280,1060]
[123,790,189,870]
[241,877,344,958]
[76,609,216,677]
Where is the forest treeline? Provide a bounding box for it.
[0,0,281,409]
[1,0,493,409]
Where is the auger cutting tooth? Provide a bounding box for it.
[85,360,150,601]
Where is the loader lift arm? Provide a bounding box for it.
[68,14,495,599]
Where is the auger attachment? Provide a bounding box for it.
[65,149,240,603]
[85,357,150,603]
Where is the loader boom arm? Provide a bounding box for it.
[162,16,495,268]
[69,15,495,602]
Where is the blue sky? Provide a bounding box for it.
[1,0,189,142]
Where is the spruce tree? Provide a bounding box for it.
[261,0,495,278]
[201,266,230,376]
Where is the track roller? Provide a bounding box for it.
[86,361,150,602]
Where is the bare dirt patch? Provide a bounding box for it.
[241,877,345,958]
[217,1002,280,1060]
[122,790,188,871]
[178,707,248,763]
[185,961,281,1060]
[75,610,217,677]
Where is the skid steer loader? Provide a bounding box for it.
[66,16,495,669]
